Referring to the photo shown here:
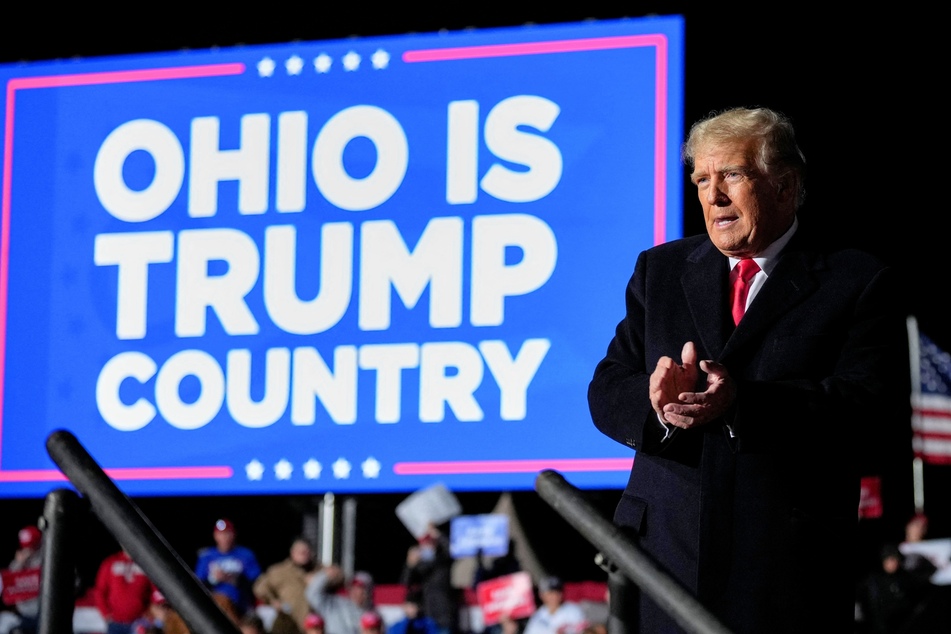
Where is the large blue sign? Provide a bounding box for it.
[0,16,684,497]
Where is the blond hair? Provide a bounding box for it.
[682,107,807,207]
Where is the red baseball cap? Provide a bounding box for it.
[304,613,325,629]
[351,571,373,588]
[360,612,383,629]
[213,518,235,534]
[18,526,41,549]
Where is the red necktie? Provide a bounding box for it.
[731,259,760,325]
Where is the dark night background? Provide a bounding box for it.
[0,3,946,593]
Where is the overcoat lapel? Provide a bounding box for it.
[679,235,824,363]
[682,240,730,359]
[722,246,822,361]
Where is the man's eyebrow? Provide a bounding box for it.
[721,163,754,175]
[694,163,753,179]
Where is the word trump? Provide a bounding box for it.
[94,215,558,339]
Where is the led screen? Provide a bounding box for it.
[0,15,684,497]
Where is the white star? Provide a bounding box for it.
[285,55,304,75]
[313,54,332,74]
[332,457,352,479]
[362,457,382,478]
[274,459,293,480]
[371,49,390,69]
[303,459,322,480]
[342,51,361,71]
[257,57,276,77]
[245,459,265,480]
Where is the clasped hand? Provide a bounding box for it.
[649,341,735,429]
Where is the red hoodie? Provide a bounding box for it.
[93,551,155,624]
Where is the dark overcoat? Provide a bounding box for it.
[588,230,911,633]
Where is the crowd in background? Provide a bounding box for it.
[0,516,608,634]
[854,513,951,633]
[5,508,951,633]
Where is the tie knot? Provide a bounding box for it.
[736,258,760,282]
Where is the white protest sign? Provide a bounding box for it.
[396,482,462,539]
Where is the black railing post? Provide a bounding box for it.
[46,429,241,634]
[39,487,82,634]
[595,552,637,634]
[535,469,732,634]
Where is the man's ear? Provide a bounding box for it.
[775,175,796,202]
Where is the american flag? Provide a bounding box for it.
[912,333,951,465]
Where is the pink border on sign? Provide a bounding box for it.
[393,457,633,475]
[0,465,233,482]
[0,62,243,482]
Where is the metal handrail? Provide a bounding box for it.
[38,488,82,634]
[39,429,725,634]
[534,469,732,634]
[45,429,241,634]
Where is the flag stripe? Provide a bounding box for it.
[912,331,951,463]
[911,415,951,435]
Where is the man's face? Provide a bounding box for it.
[883,555,901,574]
[349,584,368,606]
[214,529,236,552]
[691,137,795,258]
[290,540,312,566]
[540,589,563,611]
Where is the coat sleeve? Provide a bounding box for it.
[252,566,275,603]
[242,548,262,582]
[195,549,211,585]
[587,251,668,454]
[305,569,329,612]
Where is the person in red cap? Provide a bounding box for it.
[194,518,262,620]
[16,527,41,552]
[359,611,383,634]
[1,525,43,634]
[304,563,363,634]
[303,612,326,634]
[348,571,375,611]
